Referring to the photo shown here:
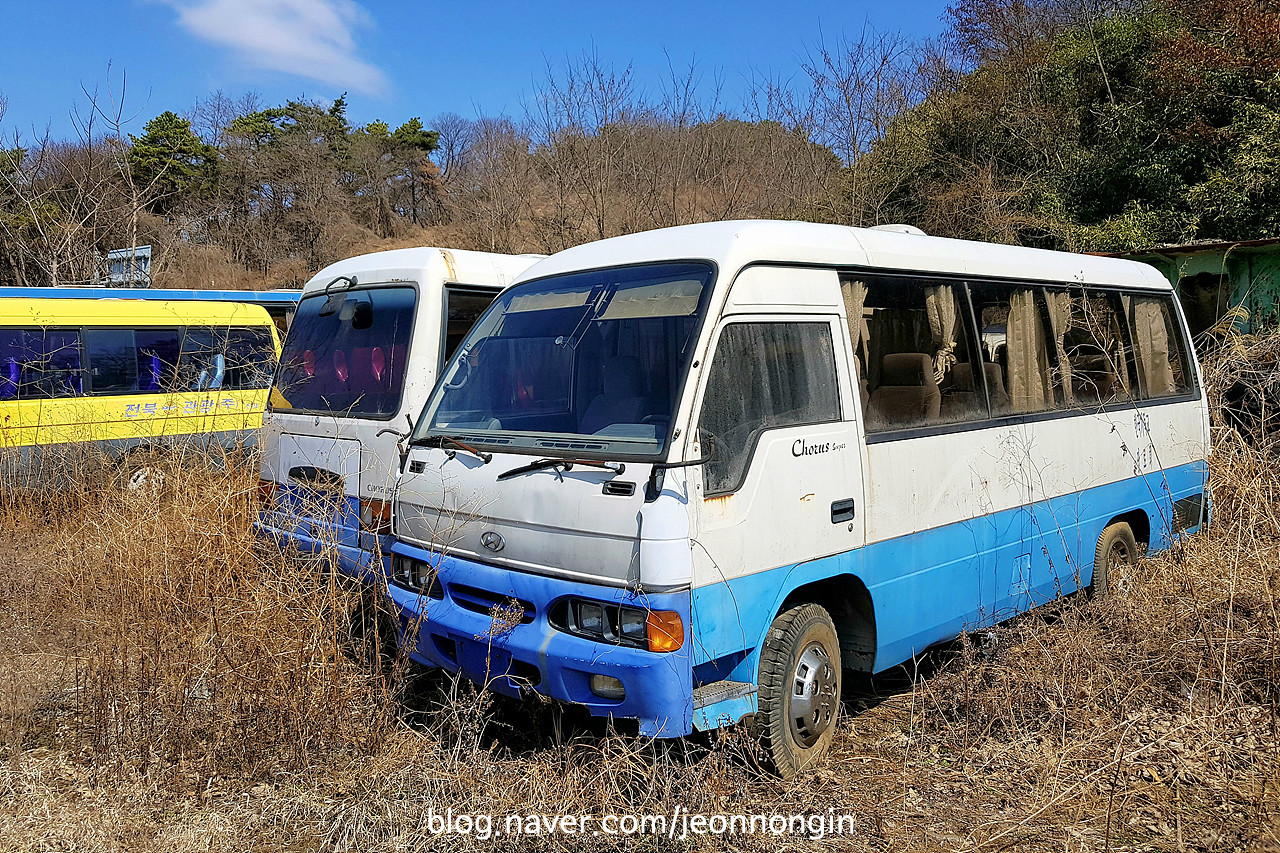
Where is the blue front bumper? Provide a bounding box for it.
[255,494,386,583]
[387,541,694,738]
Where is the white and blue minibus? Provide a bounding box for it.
[255,248,541,580]
[386,221,1209,777]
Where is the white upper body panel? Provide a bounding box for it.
[303,247,541,298]
[512,220,1171,293]
[262,247,543,499]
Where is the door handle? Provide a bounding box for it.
[831,498,856,524]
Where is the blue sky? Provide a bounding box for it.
[0,0,953,140]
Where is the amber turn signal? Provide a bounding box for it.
[359,498,392,534]
[256,479,277,505]
[645,610,684,653]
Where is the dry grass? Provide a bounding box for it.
[1,343,1278,851]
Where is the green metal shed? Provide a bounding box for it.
[1111,238,1280,337]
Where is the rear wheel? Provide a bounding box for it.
[1090,521,1138,599]
[756,604,841,779]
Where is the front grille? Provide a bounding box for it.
[448,583,536,624]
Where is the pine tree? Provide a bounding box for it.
[127,111,218,214]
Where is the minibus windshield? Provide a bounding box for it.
[415,262,713,458]
[275,285,416,418]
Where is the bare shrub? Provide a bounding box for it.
[0,339,1277,851]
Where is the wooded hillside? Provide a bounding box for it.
[1,0,1277,288]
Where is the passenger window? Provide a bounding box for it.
[970,284,1052,415]
[1047,289,1135,408]
[1127,295,1192,398]
[0,329,83,399]
[860,278,985,431]
[177,328,225,391]
[222,327,276,390]
[135,330,181,393]
[443,288,496,366]
[87,329,140,394]
[697,322,841,496]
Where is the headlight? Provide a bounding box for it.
[390,555,444,598]
[551,598,683,653]
[578,602,605,635]
[618,608,646,642]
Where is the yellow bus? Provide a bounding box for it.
[0,297,280,483]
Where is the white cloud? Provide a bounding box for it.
[160,0,388,96]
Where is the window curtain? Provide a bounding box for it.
[1043,290,1074,407]
[841,278,869,402]
[1006,289,1053,412]
[840,279,868,353]
[1109,307,1132,398]
[1127,296,1175,396]
[926,285,958,384]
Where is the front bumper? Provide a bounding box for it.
[255,504,386,582]
[386,540,694,738]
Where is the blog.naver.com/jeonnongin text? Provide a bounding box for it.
[422,807,857,841]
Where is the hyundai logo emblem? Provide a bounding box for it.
[480,531,505,552]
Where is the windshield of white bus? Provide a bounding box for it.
[275,285,416,419]
[415,262,713,458]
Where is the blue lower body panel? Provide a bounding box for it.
[690,460,1210,726]
[254,485,386,582]
[385,543,694,738]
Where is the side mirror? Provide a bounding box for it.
[351,301,374,330]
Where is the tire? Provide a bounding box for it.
[347,589,399,679]
[114,446,168,493]
[756,603,842,779]
[1090,521,1138,599]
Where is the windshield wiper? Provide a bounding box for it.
[497,458,625,482]
[412,434,492,463]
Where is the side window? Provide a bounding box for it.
[222,327,276,390]
[135,330,181,392]
[1046,288,1136,408]
[0,329,23,399]
[176,327,226,391]
[0,329,83,399]
[443,288,496,366]
[86,329,139,394]
[697,322,840,496]
[970,283,1051,415]
[1127,295,1193,398]
[860,278,985,432]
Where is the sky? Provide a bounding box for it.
[0,0,954,141]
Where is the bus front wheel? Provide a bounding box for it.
[1090,521,1137,599]
[756,603,841,779]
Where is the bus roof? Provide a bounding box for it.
[0,297,277,326]
[302,247,544,297]
[0,286,301,306]
[515,220,1172,291]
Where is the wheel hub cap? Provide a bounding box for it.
[789,641,838,747]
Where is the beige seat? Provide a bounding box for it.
[868,353,940,428]
[941,362,982,420]
[983,362,1011,412]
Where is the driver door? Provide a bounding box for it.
[688,315,865,659]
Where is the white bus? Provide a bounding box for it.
[255,247,541,580]
[386,221,1209,777]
